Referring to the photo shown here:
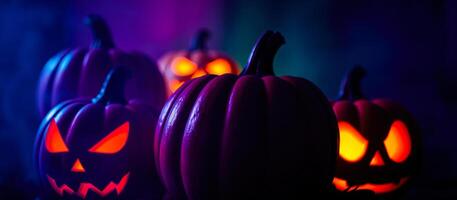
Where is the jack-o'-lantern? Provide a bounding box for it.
[34,67,163,199]
[155,31,338,199]
[332,66,420,196]
[158,29,239,94]
[37,14,166,117]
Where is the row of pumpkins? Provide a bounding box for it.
[33,15,419,200]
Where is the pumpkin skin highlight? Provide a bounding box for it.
[158,29,239,94]
[332,66,420,196]
[37,15,167,117]
[35,68,163,199]
[155,31,338,200]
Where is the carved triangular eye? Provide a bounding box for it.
[205,58,232,75]
[45,119,69,153]
[172,57,197,76]
[338,121,368,162]
[384,120,411,163]
[89,122,129,154]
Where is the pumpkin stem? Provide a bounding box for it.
[84,14,115,48]
[242,31,285,76]
[189,29,210,51]
[338,65,366,100]
[92,67,130,105]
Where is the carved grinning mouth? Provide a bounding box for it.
[47,172,130,198]
[333,177,409,194]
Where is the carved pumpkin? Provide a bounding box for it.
[37,15,166,117]
[332,66,420,196]
[34,68,163,199]
[158,29,239,94]
[155,31,338,200]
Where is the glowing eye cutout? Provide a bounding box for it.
[171,57,197,76]
[89,122,129,154]
[338,121,368,162]
[205,58,232,75]
[45,119,69,153]
[384,120,411,163]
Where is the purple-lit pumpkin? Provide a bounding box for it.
[34,68,163,199]
[158,29,239,94]
[154,31,338,200]
[37,15,166,117]
[332,66,420,196]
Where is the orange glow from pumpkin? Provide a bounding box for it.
[171,57,197,76]
[338,121,368,162]
[89,122,129,154]
[205,58,232,75]
[191,69,207,79]
[170,80,185,92]
[369,151,385,166]
[45,119,69,153]
[47,172,130,198]
[384,120,411,163]
[333,177,409,194]
[71,159,85,173]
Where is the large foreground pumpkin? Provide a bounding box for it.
[154,31,338,200]
[37,15,166,116]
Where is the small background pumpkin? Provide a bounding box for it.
[155,31,338,200]
[158,29,239,94]
[34,67,163,199]
[37,14,166,117]
[332,66,421,197]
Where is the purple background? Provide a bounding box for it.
[0,0,456,199]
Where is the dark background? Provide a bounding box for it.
[0,0,456,199]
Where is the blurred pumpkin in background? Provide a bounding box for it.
[155,31,338,200]
[37,14,166,117]
[332,66,420,197]
[34,68,163,199]
[158,29,239,94]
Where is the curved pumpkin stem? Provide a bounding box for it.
[189,29,210,51]
[338,65,366,100]
[92,67,130,105]
[84,14,115,48]
[242,31,285,76]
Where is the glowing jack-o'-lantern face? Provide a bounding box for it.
[44,120,130,198]
[167,57,236,92]
[332,66,419,196]
[159,29,239,94]
[334,118,413,194]
[35,68,163,199]
[338,120,411,165]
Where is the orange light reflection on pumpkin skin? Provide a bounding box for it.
[191,69,207,79]
[333,177,409,194]
[170,80,185,93]
[384,120,411,163]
